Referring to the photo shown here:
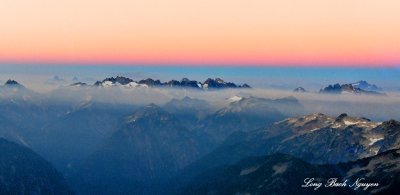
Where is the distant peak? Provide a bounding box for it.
[320,81,384,95]
[293,87,306,93]
[4,79,23,87]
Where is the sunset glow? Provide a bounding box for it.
[1,0,399,66]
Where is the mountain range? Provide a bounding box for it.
[176,113,400,189]
[320,81,385,95]
[89,76,251,89]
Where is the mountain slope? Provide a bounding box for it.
[183,149,400,195]
[72,104,212,194]
[35,102,136,174]
[195,96,302,143]
[177,113,400,185]
[163,96,211,129]
[0,138,73,195]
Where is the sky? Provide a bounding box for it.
[1,0,400,66]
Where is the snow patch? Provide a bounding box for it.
[272,163,289,176]
[310,128,320,132]
[102,81,114,87]
[344,120,358,125]
[124,82,139,88]
[240,166,260,176]
[228,96,243,103]
[369,137,384,146]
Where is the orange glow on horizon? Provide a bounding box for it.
[1,0,399,66]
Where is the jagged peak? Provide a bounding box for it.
[91,76,251,90]
[103,76,133,85]
[4,79,22,87]
[320,81,384,95]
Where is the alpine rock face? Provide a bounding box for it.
[267,113,398,163]
[178,113,400,185]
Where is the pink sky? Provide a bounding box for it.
[1,0,399,66]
